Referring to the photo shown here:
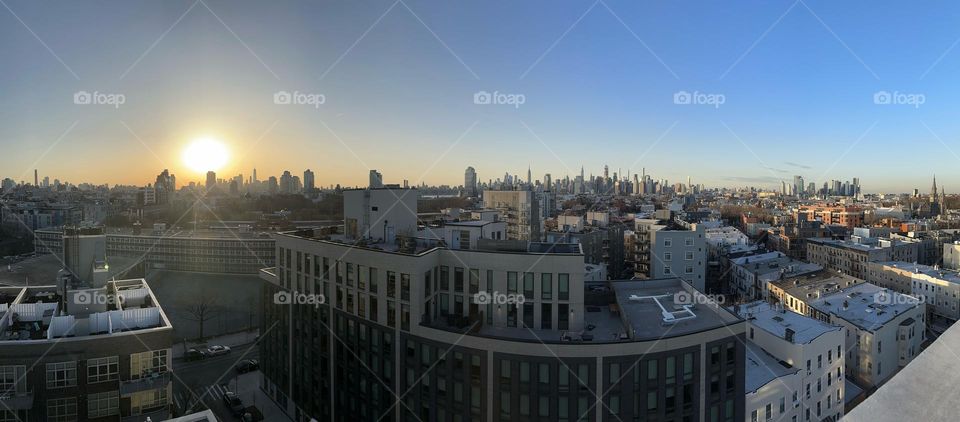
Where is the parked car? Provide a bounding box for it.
[206,345,231,356]
[222,390,244,416]
[185,348,207,361]
[235,359,259,373]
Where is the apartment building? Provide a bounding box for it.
[257,196,745,422]
[633,218,707,291]
[806,237,919,280]
[482,190,541,241]
[0,279,173,421]
[728,252,822,301]
[866,261,960,328]
[738,301,845,422]
[807,284,924,388]
[795,205,864,229]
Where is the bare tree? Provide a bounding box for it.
[182,292,221,340]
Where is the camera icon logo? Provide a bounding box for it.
[74,91,92,105]
[473,291,491,305]
[274,291,292,305]
[673,290,694,306]
[274,91,292,105]
[873,91,892,105]
[473,91,492,105]
[673,90,692,105]
[75,291,92,304]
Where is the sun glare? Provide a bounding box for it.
[183,137,229,173]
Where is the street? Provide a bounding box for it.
[171,343,273,421]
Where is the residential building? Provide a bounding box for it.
[257,195,746,422]
[633,218,707,291]
[728,252,822,301]
[482,190,541,241]
[343,187,419,243]
[738,301,845,422]
[806,237,919,280]
[866,261,960,328]
[795,205,864,229]
[0,279,173,421]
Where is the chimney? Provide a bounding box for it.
[784,328,795,343]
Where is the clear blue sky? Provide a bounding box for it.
[1,0,959,193]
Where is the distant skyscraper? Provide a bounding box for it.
[464,166,477,196]
[280,171,294,194]
[253,168,258,183]
[303,169,315,193]
[34,169,38,187]
[205,171,216,190]
[369,170,383,188]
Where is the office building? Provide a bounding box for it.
[464,167,478,197]
[205,171,216,190]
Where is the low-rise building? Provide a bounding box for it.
[806,237,918,279]
[729,252,822,301]
[0,279,173,421]
[866,261,960,328]
[738,301,846,422]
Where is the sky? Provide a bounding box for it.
[1,0,960,193]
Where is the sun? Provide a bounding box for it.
[182,137,229,173]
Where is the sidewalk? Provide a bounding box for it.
[171,329,260,359]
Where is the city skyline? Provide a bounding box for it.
[3,1,960,191]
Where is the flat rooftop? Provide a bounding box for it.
[731,252,823,282]
[807,237,888,252]
[809,283,920,332]
[771,270,864,303]
[874,261,960,285]
[737,301,841,344]
[281,228,582,256]
[745,343,799,394]
[38,227,274,240]
[0,278,170,342]
[612,279,743,341]
[0,254,138,287]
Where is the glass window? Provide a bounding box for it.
[558,274,569,300]
[46,361,77,388]
[541,273,552,300]
[87,356,119,383]
[88,390,119,418]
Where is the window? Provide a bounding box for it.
[88,390,119,418]
[400,273,410,301]
[130,350,168,379]
[0,366,26,394]
[558,274,569,300]
[541,273,552,300]
[387,271,397,298]
[664,238,672,247]
[87,356,119,383]
[664,252,673,261]
[685,238,694,246]
[507,272,517,293]
[129,388,168,415]
[455,267,465,292]
[47,397,77,422]
[523,273,534,298]
[46,361,77,388]
[685,251,694,260]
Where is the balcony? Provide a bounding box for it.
[120,372,171,395]
[0,391,33,410]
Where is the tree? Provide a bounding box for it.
[182,292,221,340]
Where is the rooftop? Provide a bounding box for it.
[874,261,960,285]
[745,343,800,394]
[611,279,742,341]
[0,254,138,287]
[808,283,920,331]
[771,270,864,303]
[731,252,823,282]
[0,278,170,342]
[737,301,841,344]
